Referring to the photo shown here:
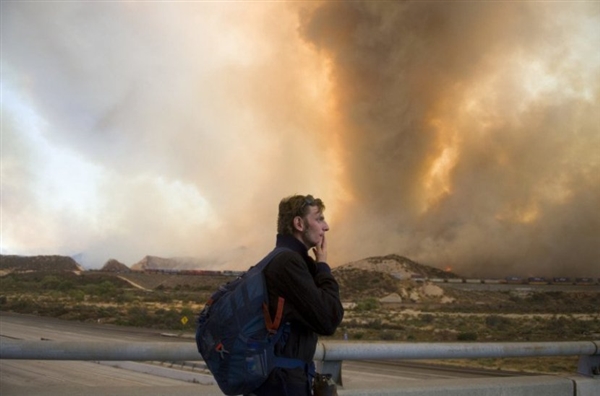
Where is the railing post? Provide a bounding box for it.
[578,355,600,378]
[314,341,343,385]
[315,360,343,386]
[577,341,600,379]
[578,341,600,378]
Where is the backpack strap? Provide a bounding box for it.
[272,325,312,370]
[256,247,289,333]
[263,297,285,333]
[273,356,316,395]
[257,248,309,371]
[252,247,289,272]
[273,356,307,369]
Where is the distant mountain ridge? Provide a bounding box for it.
[1,253,457,281]
[130,255,212,271]
[0,255,84,272]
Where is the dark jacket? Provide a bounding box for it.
[249,234,344,396]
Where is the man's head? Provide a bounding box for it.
[277,194,329,248]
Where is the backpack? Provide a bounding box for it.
[195,247,305,395]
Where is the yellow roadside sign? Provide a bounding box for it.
[181,316,188,325]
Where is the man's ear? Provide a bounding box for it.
[293,216,304,232]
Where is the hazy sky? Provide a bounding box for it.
[2,1,599,277]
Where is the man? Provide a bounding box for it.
[248,194,344,396]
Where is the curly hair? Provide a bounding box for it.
[277,194,325,235]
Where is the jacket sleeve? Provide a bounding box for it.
[265,251,344,336]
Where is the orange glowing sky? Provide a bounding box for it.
[2,1,599,277]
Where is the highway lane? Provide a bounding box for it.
[0,311,219,395]
[0,311,189,343]
[0,311,524,395]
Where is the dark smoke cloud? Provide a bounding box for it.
[298,1,600,277]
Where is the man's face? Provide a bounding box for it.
[298,206,329,248]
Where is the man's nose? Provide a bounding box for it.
[323,221,330,231]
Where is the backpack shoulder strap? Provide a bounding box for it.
[250,246,290,273]
[253,247,290,333]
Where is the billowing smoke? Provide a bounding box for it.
[2,2,598,277]
[2,2,335,269]
[298,1,600,277]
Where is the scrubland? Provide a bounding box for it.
[1,269,598,375]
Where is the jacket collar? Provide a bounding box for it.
[275,234,311,263]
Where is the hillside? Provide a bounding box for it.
[338,254,460,280]
[101,259,130,272]
[4,253,597,313]
[0,253,468,305]
[0,255,83,273]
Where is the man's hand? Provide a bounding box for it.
[313,234,328,263]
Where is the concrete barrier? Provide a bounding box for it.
[571,376,600,396]
[337,375,593,396]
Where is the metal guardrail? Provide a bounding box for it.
[315,340,600,359]
[1,339,599,385]
[315,340,600,385]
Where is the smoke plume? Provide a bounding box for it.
[298,1,600,277]
[2,1,598,277]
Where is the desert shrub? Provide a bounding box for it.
[509,295,523,303]
[387,323,406,331]
[7,296,38,313]
[37,302,75,317]
[528,293,549,304]
[421,314,434,324]
[69,289,86,302]
[154,309,182,327]
[116,292,135,303]
[355,298,380,312]
[144,293,173,303]
[0,276,17,291]
[366,318,382,330]
[123,305,150,327]
[128,305,148,316]
[97,306,119,318]
[380,330,397,341]
[180,306,195,318]
[57,280,75,292]
[457,331,478,341]
[194,284,218,292]
[41,275,61,290]
[485,315,512,330]
[66,305,98,321]
[97,281,117,296]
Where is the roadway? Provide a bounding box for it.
[0,312,525,396]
